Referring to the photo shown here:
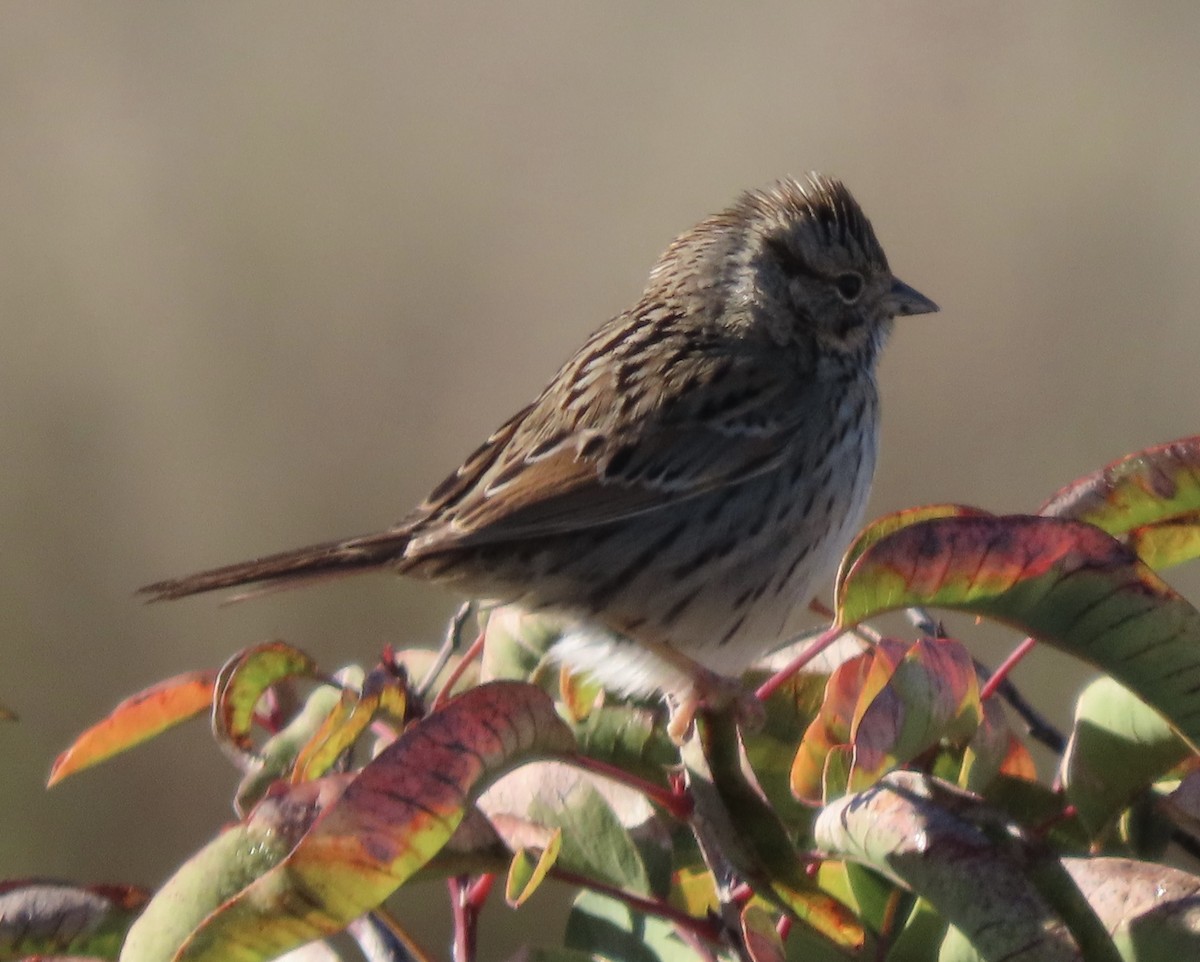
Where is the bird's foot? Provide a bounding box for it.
[666,668,764,744]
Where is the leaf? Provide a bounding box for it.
[814,772,1120,962]
[0,879,148,959]
[213,642,321,755]
[119,777,350,962]
[213,642,322,747]
[1127,515,1200,571]
[835,504,994,587]
[564,889,703,962]
[506,829,562,907]
[1061,677,1190,837]
[1041,435,1200,535]
[481,607,571,683]
[171,682,575,962]
[569,705,678,787]
[685,714,865,949]
[848,637,981,793]
[957,696,1021,794]
[48,671,216,786]
[530,778,652,896]
[739,902,784,962]
[741,667,829,823]
[291,666,408,783]
[1064,857,1200,959]
[234,681,346,813]
[791,653,875,805]
[835,513,1200,750]
[790,638,982,804]
[1042,437,1200,574]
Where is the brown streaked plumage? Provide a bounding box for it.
[142,174,937,699]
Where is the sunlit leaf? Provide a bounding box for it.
[49,671,216,786]
[559,665,603,723]
[171,682,575,962]
[0,879,148,959]
[849,638,981,792]
[291,667,407,784]
[791,653,875,805]
[668,867,718,920]
[1127,515,1200,571]
[814,772,1120,962]
[836,504,995,588]
[835,513,1200,750]
[213,642,320,754]
[1041,435,1200,535]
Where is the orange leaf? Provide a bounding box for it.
[49,670,216,786]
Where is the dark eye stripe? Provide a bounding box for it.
[765,236,822,282]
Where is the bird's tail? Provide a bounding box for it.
[139,528,412,602]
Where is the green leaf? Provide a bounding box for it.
[1061,677,1190,837]
[119,777,347,962]
[481,606,571,683]
[685,714,865,950]
[564,890,710,962]
[815,771,1122,962]
[234,680,346,813]
[291,666,407,783]
[530,780,652,897]
[213,641,321,755]
[506,829,563,907]
[835,513,1200,751]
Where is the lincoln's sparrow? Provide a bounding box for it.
[143,174,936,705]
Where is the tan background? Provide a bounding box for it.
[3,3,1200,955]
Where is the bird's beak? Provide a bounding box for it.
[885,277,939,317]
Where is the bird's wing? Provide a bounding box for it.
[404,321,815,554]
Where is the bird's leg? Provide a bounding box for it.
[636,642,764,743]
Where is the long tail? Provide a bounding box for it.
[139,528,413,602]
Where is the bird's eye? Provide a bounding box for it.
[834,271,864,303]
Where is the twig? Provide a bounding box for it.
[418,601,475,699]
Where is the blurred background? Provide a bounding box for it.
[3,2,1200,955]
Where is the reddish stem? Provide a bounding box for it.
[431,631,486,711]
[550,868,724,944]
[568,753,693,820]
[755,623,845,702]
[448,876,475,962]
[466,872,495,912]
[980,636,1037,701]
